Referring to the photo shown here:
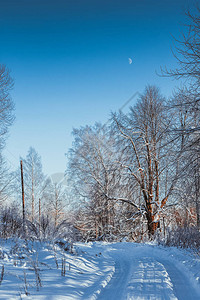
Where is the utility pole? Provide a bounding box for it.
[32,167,34,223]
[39,198,41,237]
[20,160,26,236]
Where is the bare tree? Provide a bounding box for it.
[68,123,126,240]
[112,86,180,236]
[169,87,200,227]
[18,147,47,223]
[161,6,200,150]
[0,155,14,205]
[161,5,200,229]
[50,183,67,228]
[161,6,200,82]
[0,65,15,207]
[0,64,14,149]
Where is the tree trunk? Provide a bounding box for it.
[146,202,159,236]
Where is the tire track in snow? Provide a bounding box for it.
[96,250,200,299]
[126,258,177,299]
[158,258,200,300]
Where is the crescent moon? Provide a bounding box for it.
[128,58,132,64]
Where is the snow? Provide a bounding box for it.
[0,239,200,299]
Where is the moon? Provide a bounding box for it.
[128,58,132,64]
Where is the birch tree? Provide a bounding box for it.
[112,86,179,236]
[20,147,47,223]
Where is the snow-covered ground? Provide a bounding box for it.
[0,239,200,299]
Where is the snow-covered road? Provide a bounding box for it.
[89,243,200,300]
[1,240,200,299]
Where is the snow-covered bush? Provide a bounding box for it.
[0,203,81,243]
[160,226,200,252]
[0,205,22,238]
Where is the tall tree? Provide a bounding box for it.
[68,123,124,240]
[170,87,200,227]
[162,6,200,228]
[112,86,179,236]
[20,147,47,223]
[161,6,200,157]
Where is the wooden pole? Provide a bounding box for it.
[39,198,41,237]
[31,163,34,223]
[20,160,26,235]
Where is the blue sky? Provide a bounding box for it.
[0,0,193,175]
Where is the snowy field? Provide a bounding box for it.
[0,239,200,299]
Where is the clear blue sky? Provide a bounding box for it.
[0,0,193,175]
